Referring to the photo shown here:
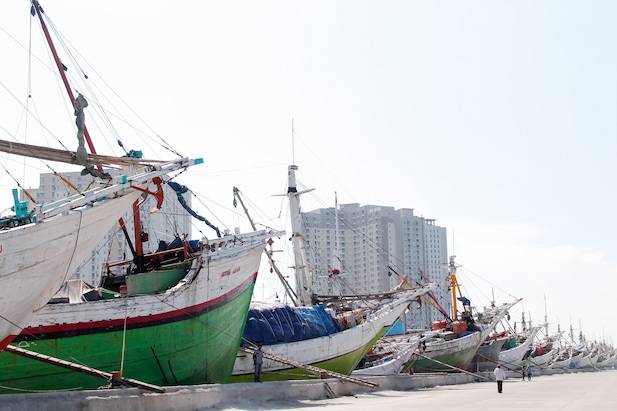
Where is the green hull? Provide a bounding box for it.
[411,342,479,373]
[232,327,387,382]
[0,282,255,393]
[126,261,191,296]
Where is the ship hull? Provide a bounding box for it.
[232,328,387,382]
[529,348,557,367]
[410,331,483,373]
[498,327,541,369]
[0,238,265,393]
[232,289,428,381]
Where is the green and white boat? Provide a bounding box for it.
[401,257,521,373]
[0,230,276,392]
[408,300,519,373]
[232,165,434,381]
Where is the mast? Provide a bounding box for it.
[232,187,299,306]
[286,165,314,306]
[32,0,144,266]
[332,192,341,276]
[448,256,459,320]
[31,0,98,158]
[544,293,549,337]
[579,319,584,342]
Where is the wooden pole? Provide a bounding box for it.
[6,344,164,393]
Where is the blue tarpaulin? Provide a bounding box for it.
[385,319,405,336]
[243,304,341,346]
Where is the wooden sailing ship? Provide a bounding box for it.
[232,165,434,381]
[0,1,203,353]
[0,0,274,392]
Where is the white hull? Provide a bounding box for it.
[407,300,520,370]
[576,354,593,369]
[550,356,572,369]
[19,232,268,332]
[499,326,541,368]
[596,357,612,368]
[352,342,417,376]
[0,190,141,348]
[421,328,485,359]
[233,287,431,376]
[569,353,584,368]
[529,348,557,367]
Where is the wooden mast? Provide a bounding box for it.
[448,255,459,320]
[32,0,143,265]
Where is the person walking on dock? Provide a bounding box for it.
[494,365,506,394]
[253,344,264,383]
[526,366,532,381]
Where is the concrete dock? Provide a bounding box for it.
[254,370,617,411]
[1,369,613,410]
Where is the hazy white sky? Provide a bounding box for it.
[1,1,616,341]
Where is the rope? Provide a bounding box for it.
[40,14,182,158]
[56,209,84,293]
[0,161,36,203]
[414,352,489,380]
[0,80,70,152]
[167,181,221,237]
[120,296,129,375]
[0,384,83,393]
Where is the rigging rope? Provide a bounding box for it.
[167,181,221,238]
[40,13,183,158]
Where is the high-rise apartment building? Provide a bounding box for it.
[302,203,449,330]
[23,170,192,285]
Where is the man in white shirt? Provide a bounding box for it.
[494,364,506,393]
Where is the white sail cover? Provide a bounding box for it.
[0,189,141,348]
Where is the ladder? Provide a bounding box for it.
[242,347,378,388]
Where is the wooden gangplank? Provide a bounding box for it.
[241,347,378,388]
[6,344,165,393]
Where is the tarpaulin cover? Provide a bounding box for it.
[385,319,405,336]
[157,238,200,253]
[167,181,221,237]
[243,304,341,345]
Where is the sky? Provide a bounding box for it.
[1,1,616,342]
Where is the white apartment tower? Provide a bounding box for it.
[23,170,192,285]
[302,204,450,330]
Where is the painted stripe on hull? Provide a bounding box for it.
[0,335,15,351]
[16,272,258,341]
[0,280,256,392]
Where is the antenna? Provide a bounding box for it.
[332,191,341,277]
[544,293,549,336]
[291,118,295,165]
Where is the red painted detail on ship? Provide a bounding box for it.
[0,334,16,351]
[22,272,258,337]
